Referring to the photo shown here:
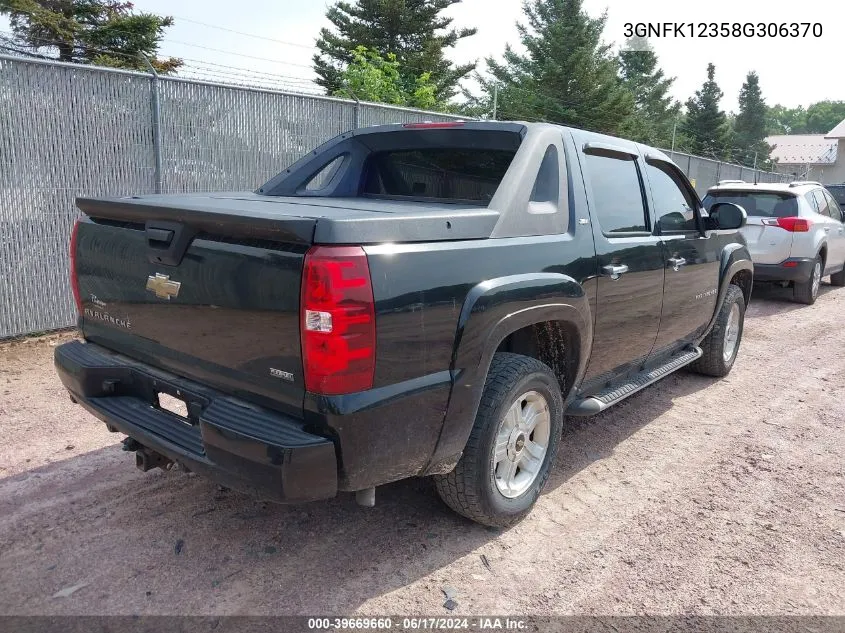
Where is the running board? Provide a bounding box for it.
[566,347,702,416]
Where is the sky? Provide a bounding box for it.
[1,0,842,113]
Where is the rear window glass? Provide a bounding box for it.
[703,191,798,218]
[362,149,516,203]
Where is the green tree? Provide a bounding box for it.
[765,101,845,135]
[0,0,182,74]
[0,0,181,73]
[804,101,845,134]
[619,36,680,146]
[333,46,439,110]
[733,71,772,166]
[473,0,633,135]
[765,104,806,135]
[314,0,476,103]
[684,63,730,160]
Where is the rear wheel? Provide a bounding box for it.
[794,255,822,304]
[690,284,745,377]
[433,353,564,527]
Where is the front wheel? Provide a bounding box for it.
[690,284,746,377]
[433,353,564,527]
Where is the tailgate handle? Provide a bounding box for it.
[145,221,196,267]
[146,228,174,245]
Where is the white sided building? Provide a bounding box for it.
[768,118,845,184]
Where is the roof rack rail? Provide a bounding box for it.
[789,181,822,187]
[717,179,746,186]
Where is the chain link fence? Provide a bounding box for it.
[664,150,790,197]
[0,56,464,338]
[0,54,790,338]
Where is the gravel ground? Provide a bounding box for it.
[0,283,844,616]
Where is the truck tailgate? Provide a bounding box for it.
[74,195,315,417]
[72,191,499,416]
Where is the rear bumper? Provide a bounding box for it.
[54,340,338,503]
[753,258,814,282]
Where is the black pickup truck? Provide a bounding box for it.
[55,121,752,526]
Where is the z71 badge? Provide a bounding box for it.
[270,368,295,382]
[695,288,718,300]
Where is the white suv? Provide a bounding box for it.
[703,181,845,304]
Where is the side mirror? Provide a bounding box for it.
[658,211,688,232]
[707,202,747,230]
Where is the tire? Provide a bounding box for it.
[433,353,564,527]
[690,284,745,378]
[794,255,823,304]
[830,265,845,287]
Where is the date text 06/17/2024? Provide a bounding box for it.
[624,22,822,38]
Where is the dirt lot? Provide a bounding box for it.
[1,283,844,616]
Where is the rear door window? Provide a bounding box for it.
[824,190,843,221]
[362,148,516,203]
[812,190,831,217]
[583,153,648,234]
[703,191,798,218]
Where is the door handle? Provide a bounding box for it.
[602,264,629,280]
[667,257,687,271]
[824,227,831,233]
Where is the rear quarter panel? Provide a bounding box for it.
[324,229,598,486]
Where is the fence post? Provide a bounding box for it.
[140,54,163,194]
[343,82,361,129]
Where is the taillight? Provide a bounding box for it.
[776,217,811,232]
[301,246,375,395]
[69,219,83,314]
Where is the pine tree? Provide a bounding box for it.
[473,0,632,136]
[684,63,730,160]
[619,36,680,147]
[314,0,476,103]
[733,71,771,166]
[0,0,181,73]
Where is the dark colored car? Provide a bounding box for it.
[55,122,751,526]
[827,184,845,208]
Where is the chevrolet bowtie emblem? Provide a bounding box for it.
[146,273,181,300]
